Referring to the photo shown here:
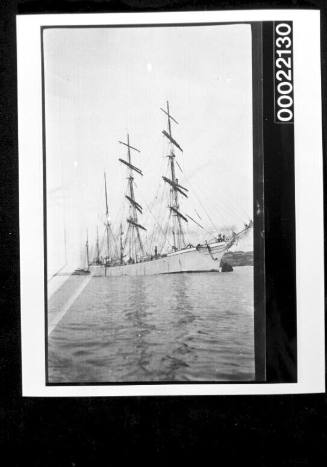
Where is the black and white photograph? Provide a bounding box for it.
[17,10,324,396]
[2,3,327,465]
[44,23,259,384]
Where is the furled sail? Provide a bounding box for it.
[119,158,143,176]
[170,206,188,223]
[186,214,204,229]
[127,218,147,231]
[162,176,188,197]
[162,130,183,152]
[118,140,141,153]
[125,195,143,214]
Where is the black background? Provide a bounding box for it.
[262,21,297,382]
[0,1,326,465]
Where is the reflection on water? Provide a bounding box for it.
[48,266,254,382]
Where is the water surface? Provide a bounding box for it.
[48,266,254,382]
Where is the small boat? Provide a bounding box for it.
[72,269,90,276]
[73,232,90,275]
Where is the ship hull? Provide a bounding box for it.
[94,244,227,277]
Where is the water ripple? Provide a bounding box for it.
[48,266,254,383]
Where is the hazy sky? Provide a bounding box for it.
[44,24,253,274]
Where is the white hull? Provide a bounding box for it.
[93,243,228,277]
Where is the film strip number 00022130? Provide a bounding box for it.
[274,22,294,123]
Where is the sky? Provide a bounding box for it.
[44,24,253,275]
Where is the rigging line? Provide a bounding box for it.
[148,215,158,251]
[151,167,164,204]
[186,221,194,246]
[141,152,170,252]
[112,197,126,228]
[110,232,119,258]
[182,171,247,224]
[186,177,245,227]
[145,160,171,252]
[160,209,172,249]
[145,187,164,252]
[147,219,156,253]
[159,225,168,254]
[149,181,165,235]
[198,180,248,224]
[203,183,248,224]
[152,216,165,252]
[185,181,219,233]
[209,194,246,226]
[194,209,202,220]
[143,199,174,250]
[105,221,117,256]
[190,191,238,228]
[123,223,130,251]
[210,181,251,220]
[159,212,171,254]
[186,214,212,235]
[148,158,169,214]
[144,186,171,252]
[181,175,226,225]
[175,159,183,173]
[183,160,249,222]
[163,210,173,251]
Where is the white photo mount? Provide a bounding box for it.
[17,10,324,396]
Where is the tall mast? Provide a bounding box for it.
[86,230,90,271]
[119,222,124,264]
[118,134,146,262]
[161,101,188,250]
[96,225,100,264]
[104,172,110,262]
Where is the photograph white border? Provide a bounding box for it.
[17,9,325,396]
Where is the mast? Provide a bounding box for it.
[118,134,146,262]
[104,172,110,262]
[119,222,124,264]
[96,225,100,264]
[86,230,90,271]
[161,101,188,250]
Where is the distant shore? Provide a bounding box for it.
[221,251,253,267]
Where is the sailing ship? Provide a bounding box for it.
[73,231,91,275]
[92,101,252,277]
